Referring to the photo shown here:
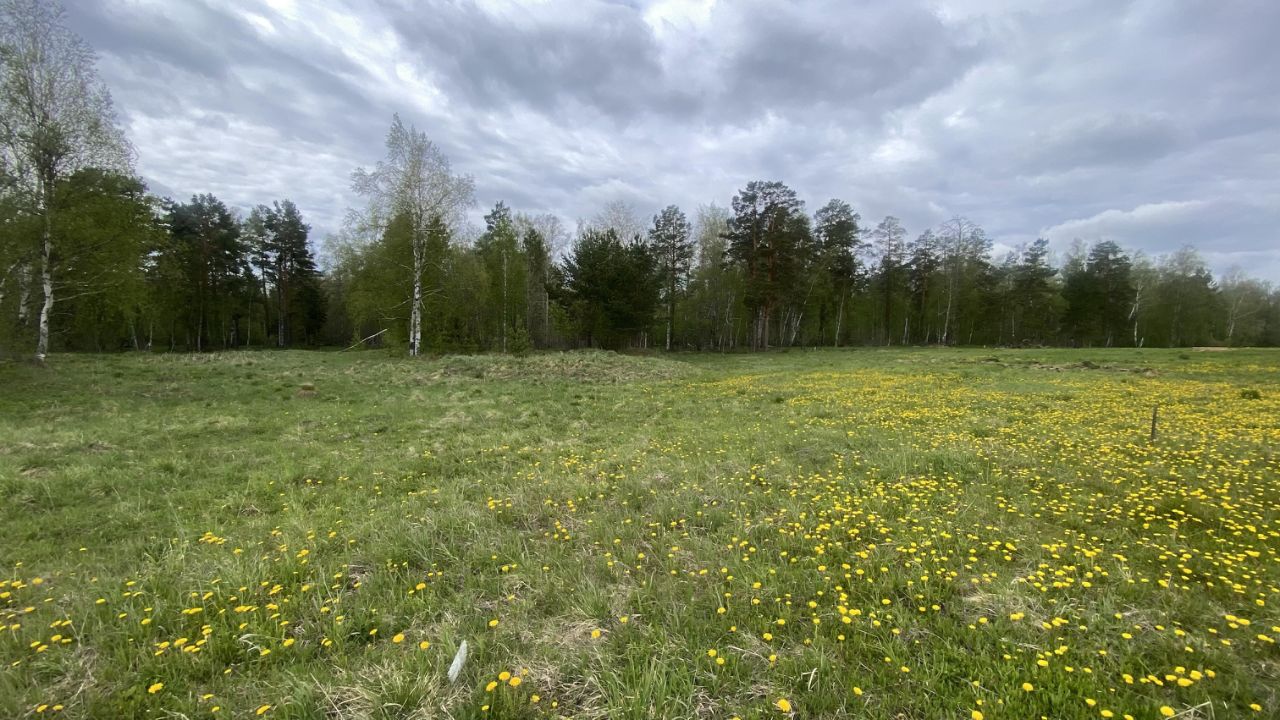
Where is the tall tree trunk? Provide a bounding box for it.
[666,273,675,351]
[501,250,507,353]
[1129,285,1142,347]
[763,304,771,350]
[260,269,270,346]
[0,263,10,311]
[246,277,254,347]
[35,230,53,362]
[942,276,954,345]
[277,270,288,348]
[1226,295,1242,344]
[197,282,205,353]
[883,266,893,346]
[788,309,804,346]
[17,264,31,325]
[834,292,845,347]
[409,240,423,356]
[35,170,55,363]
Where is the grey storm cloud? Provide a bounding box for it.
[66,0,1280,280]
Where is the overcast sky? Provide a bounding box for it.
[68,0,1280,279]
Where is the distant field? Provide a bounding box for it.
[2,348,1278,719]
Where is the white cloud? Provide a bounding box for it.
[65,0,1280,280]
[1041,201,1212,243]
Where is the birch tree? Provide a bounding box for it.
[1219,268,1270,345]
[0,0,131,361]
[686,204,738,350]
[937,216,985,345]
[350,115,473,355]
[589,199,645,244]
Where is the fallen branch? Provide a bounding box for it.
[343,328,388,351]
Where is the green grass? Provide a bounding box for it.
[1,347,1278,719]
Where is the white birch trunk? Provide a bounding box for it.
[834,293,845,347]
[409,240,423,356]
[17,264,31,325]
[942,273,954,345]
[35,233,53,362]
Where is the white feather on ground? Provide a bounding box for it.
[447,640,468,683]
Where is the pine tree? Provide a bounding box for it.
[725,181,806,349]
[261,200,317,347]
[812,199,862,345]
[648,205,692,350]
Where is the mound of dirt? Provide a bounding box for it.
[431,350,698,383]
[1027,361,1158,376]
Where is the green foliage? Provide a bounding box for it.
[1008,238,1062,345]
[340,211,415,347]
[161,194,248,350]
[51,171,158,349]
[562,228,661,349]
[1063,240,1134,347]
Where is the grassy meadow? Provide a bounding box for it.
[1,347,1278,719]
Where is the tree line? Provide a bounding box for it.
[3,1,1279,360]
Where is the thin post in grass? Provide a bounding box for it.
[1149,404,1159,442]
